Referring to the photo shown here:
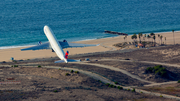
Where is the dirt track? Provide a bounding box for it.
[1,45,180,100]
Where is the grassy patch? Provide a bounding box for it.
[146,65,167,77]
[12,65,18,67]
[53,90,58,93]
[38,65,41,68]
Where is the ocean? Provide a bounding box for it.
[0,0,180,49]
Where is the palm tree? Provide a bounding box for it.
[160,35,163,45]
[143,34,146,41]
[165,37,166,45]
[138,33,142,43]
[153,35,156,46]
[125,35,127,42]
[158,34,160,44]
[150,33,155,43]
[124,37,126,42]
[172,30,175,44]
[147,35,151,41]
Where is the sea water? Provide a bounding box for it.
[0,0,180,49]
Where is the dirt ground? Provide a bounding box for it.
[139,83,180,98]
[1,45,180,100]
[72,44,180,63]
[0,67,171,101]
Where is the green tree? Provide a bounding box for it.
[131,34,137,41]
[150,33,155,36]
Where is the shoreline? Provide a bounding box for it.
[0,31,180,62]
[1,30,180,50]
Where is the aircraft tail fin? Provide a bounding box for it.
[55,59,81,63]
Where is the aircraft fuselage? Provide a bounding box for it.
[43,26,68,63]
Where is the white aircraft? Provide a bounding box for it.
[21,25,98,63]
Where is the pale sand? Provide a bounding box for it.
[0,31,180,62]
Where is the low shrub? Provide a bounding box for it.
[54,90,58,92]
[109,84,115,88]
[65,73,70,76]
[75,71,79,74]
[105,83,110,86]
[114,81,118,84]
[38,65,41,68]
[117,86,123,90]
[71,70,74,73]
[98,80,102,83]
[160,95,163,97]
[146,67,153,73]
[13,65,18,67]
[131,88,135,92]
[178,80,180,83]
[13,60,17,63]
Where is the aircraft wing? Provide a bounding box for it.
[21,42,51,51]
[61,42,98,49]
[21,41,98,51]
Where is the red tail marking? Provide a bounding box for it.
[65,51,69,59]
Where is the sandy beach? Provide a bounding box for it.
[0,31,180,62]
[1,31,180,101]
